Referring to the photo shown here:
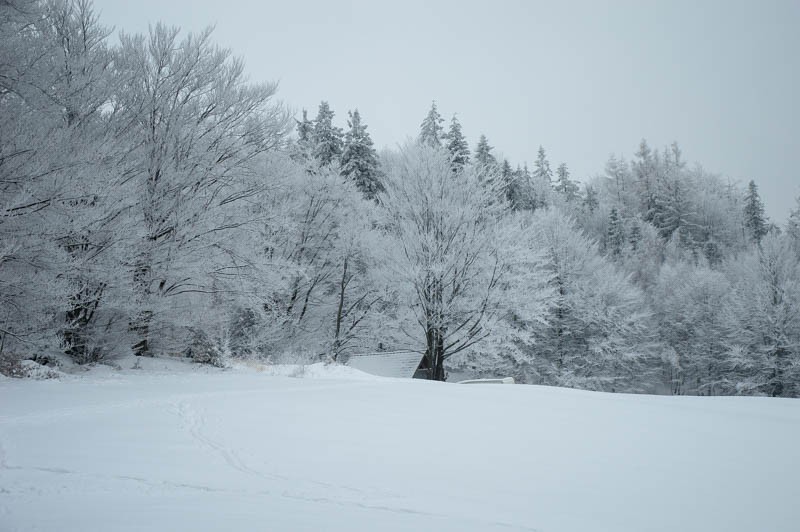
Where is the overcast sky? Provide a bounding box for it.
[93,0,799,223]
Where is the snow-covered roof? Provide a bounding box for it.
[345,351,424,378]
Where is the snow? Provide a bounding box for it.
[345,351,425,378]
[1,360,799,532]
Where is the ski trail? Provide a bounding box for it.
[171,399,537,531]
[173,397,401,498]
[174,399,284,482]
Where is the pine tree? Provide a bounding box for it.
[743,180,768,243]
[506,164,534,210]
[291,109,314,161]
[633,139,657,221]
[531,209,651,392]
[445,114,470,172]
[530,146,553,209]
[312,101,344,166]
[607,208,624,257]
[501,159,514,204]
[296,109,313,143]
[418,101,445,148]
[554,163,579,202]
[474,134,496,168]
[583,184,599,214]
[533,146,553,184]
[341,109,382,200]
[629,221,642,252]
[633,139,654,181]
[786,196,800,255]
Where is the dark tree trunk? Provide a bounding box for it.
[62,283,104,363]
[131,254,154,357]
[425,323,446,381]
[130,310,153,357]
[770,347,787,397]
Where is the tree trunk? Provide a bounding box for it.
[771,347,786,397]
[425,323,446,381]
[331,257,349,361]
[131,253,154,357]
[62,283,104,363]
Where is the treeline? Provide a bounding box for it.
[1,0,799,396]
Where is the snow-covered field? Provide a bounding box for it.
[1,359,799,532]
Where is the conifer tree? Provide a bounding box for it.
[341,109,382,200]
[633,139,659,223]
[555,163,579,202]
[506,164,534,210]
[788,196,800,256]
[292,109,314,161]
[629,221,642,252]
[445,114,470,172]
[607,208,624,257]
[530,146,553,209]
[474,134,496,168]
[583,184,599,214]
[418,101,445,148]
[743,180,768,243]
[296,109,313,143]
[500,159,515,205]
[312,101,344,166]
[534,146,554,184]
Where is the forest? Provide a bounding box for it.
[2,0,799,396]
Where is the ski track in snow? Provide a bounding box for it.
[173,398,284,482]
[170,397,539,531]
[0,388,539,532]
[3,369,798,532]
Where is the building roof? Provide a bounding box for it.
[345,351,424,379]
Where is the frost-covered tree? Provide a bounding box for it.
[329,202,389,359]
[606,208,624,258]
[232,156,386,361]
[113,24,290,357]
[379,144,506,380]
[504,164,535,211]
[474,134,496,168]
[296,109,314,143]
[583,184,599,214]
[633,139,657,219]
[648,148,690,240]
[418,101,445,148]
[788,196,800,256]
[445,114,470,172]
[500,159,514,202]
[529,209,653,391]
[554,163,579,203]
[725,234,800,396]
[341,109,382,199]
[652,263,733,395]
[312,101,344,166]
[533,146,554,184]
[530,146,553,209]
[291,108,314,161]
[0,0,127,363]
[449,211,555,381]
[602,155,637,213]
[743,180,768,244]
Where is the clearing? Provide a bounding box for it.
[1,359,798,532]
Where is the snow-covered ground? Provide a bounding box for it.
[1,359,799,532]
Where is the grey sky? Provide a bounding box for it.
[93,0,799,223]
